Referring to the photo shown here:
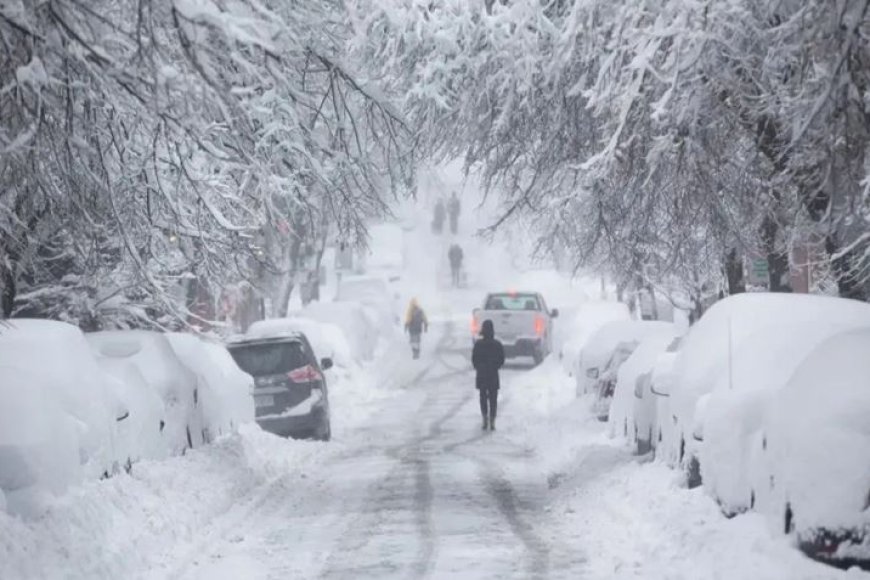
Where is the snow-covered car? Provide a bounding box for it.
[86,330,205,457]
[558,300,631,375]
[228,334,333,441]
[298,300,378,361]
[664,293,870,489]
[591,340,639,422]
[607,331,682,447]
[636,336,682,457]
[0,320,124,514]
[758,329,870,568]
[575,320,673,397]
[334,274,400,329]
[166,334,255,442]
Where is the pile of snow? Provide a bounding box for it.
[166,333,255,442]
[245,317,353,368]
[608,328,682,445]
[760,329,870,561]
[666,293,870,491]
[0,320,122,515]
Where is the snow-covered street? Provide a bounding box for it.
[5,305,866,579]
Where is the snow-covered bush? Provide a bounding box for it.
[245,318,353,367]
[608,329,682,446]
[166,334,255,443]
[760,329,870,565]
[86,331,203,457]
[0,319,123,514]
[668,293,870,489]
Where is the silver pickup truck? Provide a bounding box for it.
[472,291,559,364]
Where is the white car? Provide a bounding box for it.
[636,336,682,457]
[757,329,870,568]
[663,293,870,489]
[87,331,204,457]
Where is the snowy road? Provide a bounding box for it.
[173,320,582,580]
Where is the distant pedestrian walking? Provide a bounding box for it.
[432,199,446,235]
[472,319,505,431]
[448,243,464,287]
[447,192,461,235]
[404,298,429,359]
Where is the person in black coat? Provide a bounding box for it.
[472,319,505,431]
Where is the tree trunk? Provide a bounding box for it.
[724,248,746,295]
[761,216,792,292]
[1,265,15,318]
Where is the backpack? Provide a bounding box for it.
[410,307,425,330]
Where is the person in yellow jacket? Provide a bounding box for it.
[404,298,429,359]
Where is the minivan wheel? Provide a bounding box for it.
[316,422,332,442]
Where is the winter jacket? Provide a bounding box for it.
[405,300,428,335]
[472,320,505,390]
[448,244,463,267]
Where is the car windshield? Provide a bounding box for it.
[229,341,308,376]
[485,293,540,311]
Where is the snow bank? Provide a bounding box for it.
[0,426,327,580]
[0,320,121,515]
[762,329,870,558]
[557,300,630,375]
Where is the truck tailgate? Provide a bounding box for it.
[479,310,537,341]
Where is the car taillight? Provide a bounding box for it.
[534,315,545,336]
[288,364,322,384]
[471,317,479,336]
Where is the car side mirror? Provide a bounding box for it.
[321,357,334,370]
[116,410,130,422]
[551,308,559,318]
[650,377,671,397]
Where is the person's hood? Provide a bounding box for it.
[481,319,494,339]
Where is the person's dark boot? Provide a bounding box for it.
[489,417,496,431]
[482,416,488,431]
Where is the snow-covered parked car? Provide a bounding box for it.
[86,330,205,457]
[0,320,124,514]
[636,336,683,457]
[758,329,870,568]
[607,330,682,447]
[166,333,255,442]
[334,274,400,329]
[297,300,379,361]
[664,293,870,490]
[558,300,630,376]
[575,320,673,398]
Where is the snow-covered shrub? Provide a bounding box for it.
[608,329,682,446]
[86,330,203,457]
[669,293,870,490]
[166,334,255,443]
[760,329,870,565]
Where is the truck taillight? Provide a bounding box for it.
[288,364,321,384]
[471,317,479,336]
[534,315,545,336]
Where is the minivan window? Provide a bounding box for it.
[229,342,308,376]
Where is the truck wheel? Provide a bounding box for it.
[533,351,544,366]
